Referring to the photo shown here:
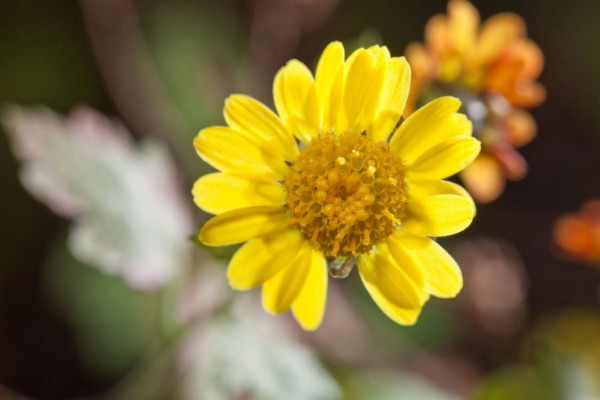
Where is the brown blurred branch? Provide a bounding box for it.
[78,0,195,175]
[246,0,339,100]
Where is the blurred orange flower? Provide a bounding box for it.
[406,0,545,202]
[553,200,600,266]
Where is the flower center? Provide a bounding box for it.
[284,132,407,257]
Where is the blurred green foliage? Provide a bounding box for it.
[352,285,459,357]
[142,0,247,130]
[141,0,251,179]
[0,1,107,111]
[45,236,161,379]
[476,344,600,400]
[342,371,459,400]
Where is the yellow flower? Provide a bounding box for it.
[193,42,480,330]
[405,0,545,203]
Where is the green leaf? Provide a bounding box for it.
[44,236,162,379]
[475,366,559,400]
[342,370,459,400]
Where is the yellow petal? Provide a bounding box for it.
[389,97,471,164]
[199,206,290,246]
[357,251,425,325]
[379,241,425,288]
[409,137,481,179]
[342,49,379,133]
[361,277,425,325]
[329,64,348,134]
[368,57,411,141]
[407,178,473,203]
[402,194,475,237]
[262,242,313,314]
[388,230,463,298]
[192,173,286,215]
[228,229,304,290]
[368,45,391,63]
[224,94,298,161]
[291,249,328,330]
[357,247,424,310]
[302,86,321,139]
[459,154,506,203]
[315,41,345,131]
[505,110,537,148]
[359,47,394,134]
[274,60,313,122]
[273,60,317,143]
[194,127,288,179]
[330,46,372,134]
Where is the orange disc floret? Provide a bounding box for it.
[284,132,406,257]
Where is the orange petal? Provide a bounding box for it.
[486,39,546,108]
[493,145,528,181]
[406,42,434,80]
[405,43,435,116]
[553,215,599,261]
[460,154,506,203]
[425,14,450,57]
[447,0,479,54]
[509,81,547,109]
[477,13,526,64]
[504,39,544,79]
[504,110,537,147]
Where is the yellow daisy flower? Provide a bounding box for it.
[193,42,480,330]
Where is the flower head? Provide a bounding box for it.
[406,0,545,202]
[193,41,480,330]
[553,200,600,267]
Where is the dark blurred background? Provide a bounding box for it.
[1,0,600,398]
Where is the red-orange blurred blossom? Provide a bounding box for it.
[553,200,600,266]
[486,39,545,108]
[406,0,546,109]
[405,0,545,203]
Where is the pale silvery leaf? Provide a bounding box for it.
[179,318,341,400]
[562,359,599,400]
[3,106,193,290]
